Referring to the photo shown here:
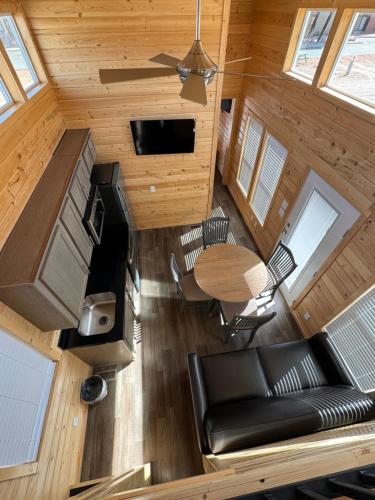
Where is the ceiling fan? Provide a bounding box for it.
[99,0,283,106]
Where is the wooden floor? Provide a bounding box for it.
[81,175,301,485]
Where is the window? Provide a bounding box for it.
[291,10,336,81]
[325,287,375,393]
[0,15,39,91]
[0,328,55,467]
[0,77,12,112]
[237,117,264,196]
[327,11,375,107]
[250,134,287,225]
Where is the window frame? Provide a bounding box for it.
[249,131,289,227]
[283,6,375,117]
[325,10,375,110]
[0,7,48,125]
[289,8,337,83]
[235,112,289,228]
[0,14,39,92]
[324,285,375,396]
[236,115,265,198]
[0,76,12,113]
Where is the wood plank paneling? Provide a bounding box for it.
[23,0,231,230]
[222,0,253,99]
[224,0,375,336]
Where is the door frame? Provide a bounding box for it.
[280,169,361,306]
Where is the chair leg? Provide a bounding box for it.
[209,300,219,318]
[247,330,257,347]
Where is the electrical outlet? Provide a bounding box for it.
[278,206,285,218]
[149,185,156,192]
[72,416,79,427]
[281,199,288,210]
[303,312,311,321]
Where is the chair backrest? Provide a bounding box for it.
[169,253,182,292]
[267,241,297,286]
[228,312,277,333]
[202,217,230,248]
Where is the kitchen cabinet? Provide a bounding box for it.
[0,129,96,331]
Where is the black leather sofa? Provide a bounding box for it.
[188,333,375,455]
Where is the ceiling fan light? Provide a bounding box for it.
[177,40,217,85]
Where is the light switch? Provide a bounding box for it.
[278,206,285,218]
[303,312,311,321]
[72,416,79,427]
[149,185,156,192]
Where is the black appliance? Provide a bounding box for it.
[91,162,139,290]
[130,118,195,155]
[83,185,105,245]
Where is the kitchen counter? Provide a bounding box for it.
[59,224,130,351]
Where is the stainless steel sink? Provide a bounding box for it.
[78,292,116,336]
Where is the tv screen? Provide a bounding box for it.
[130,119,195,155]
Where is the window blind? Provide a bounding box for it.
[250,134,287,225]
[325,287,375,393]
[0,328,55,467]
[237,118,263,196]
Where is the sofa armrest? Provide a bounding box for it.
[187,353,210,454]
[309,332,353,386]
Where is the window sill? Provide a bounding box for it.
[315,86,375,122]
[0,461,38,482]
[0,82,49,128]
[282,71,313,86]
[27,81,47,100]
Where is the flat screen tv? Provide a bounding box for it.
[130,119,195,155]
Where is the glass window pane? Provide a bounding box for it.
[291,10,336,81]
[0,78,12,111]
[0,15,38,91]
[327,12,375,107]
[237,118,263,196]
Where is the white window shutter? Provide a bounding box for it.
[325,287,375,393]
[0,329,55,467]
[237,118,263,196]
[250,134,287,225]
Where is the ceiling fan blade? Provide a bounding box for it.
[225,56,252,65]
[149,53,181,68]
[180,72,207,106]
[99,67,176,84]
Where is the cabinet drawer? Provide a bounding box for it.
[87,135,96,164]
[69,174,87,218]
[60,196,93,266]
[76,158,91,198]
[39,225,89,320]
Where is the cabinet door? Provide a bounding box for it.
[75,158,91,198]
[69,174,87,217]
[39,225,89,320]
[124,292,136,352]
[60,196,93,266]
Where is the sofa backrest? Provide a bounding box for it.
[200,349,271,406]
[257,340,328,395]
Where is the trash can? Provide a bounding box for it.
[80,375,107,405]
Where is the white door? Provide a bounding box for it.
[280,170,360,305]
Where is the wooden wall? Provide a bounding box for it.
[22,0,231,230]
[225,0,375,336]
[0,4,91,498]
[222,0,253,100]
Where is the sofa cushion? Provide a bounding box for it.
[205,396,321,454]
[257,340,328,395]
[284,385,375,431]
[200,349,270,407]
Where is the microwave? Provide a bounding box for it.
[83,186,105,245]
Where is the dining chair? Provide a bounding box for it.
[257,241,297,303]
[202,217,230,249]
[169,253,212,310]
[224,311,277,346]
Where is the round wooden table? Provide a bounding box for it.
[194,244,268,302]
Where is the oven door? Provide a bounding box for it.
[84,186,105,245]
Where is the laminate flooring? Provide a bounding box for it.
[81,175,302,485]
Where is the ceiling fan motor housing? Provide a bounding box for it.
[177,40,218,85]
